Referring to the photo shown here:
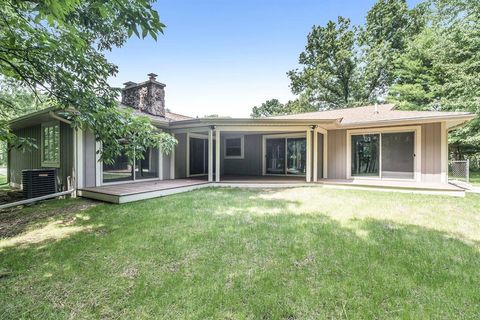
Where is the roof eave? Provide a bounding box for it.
[339,114,476,129]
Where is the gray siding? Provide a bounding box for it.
[421,122,442,183]
[9,122,74,190]
[9,125,42,186]
[83,129,97,187]
[174,133,187,179]
[327,129,347,179]
[222,134,262,176]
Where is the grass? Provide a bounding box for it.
[470,170,480,185]
[1,187,480,319]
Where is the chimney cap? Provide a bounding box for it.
[123,81,137,88]
[148,73,158,81]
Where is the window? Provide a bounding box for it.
[351,134,379,177]
[225,136,244,159]
[41,122,60,167]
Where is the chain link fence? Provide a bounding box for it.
[449,160,470,183]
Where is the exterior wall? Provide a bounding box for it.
[9,125,41,187]
[327,129,347,179]
[83,129,97,187]
[421,122,442,183]
[9,122,74,190]
[325,123,444,183]
[174,133,187,179]
[221,134,262,176]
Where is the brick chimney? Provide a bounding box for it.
[121,73,166,117]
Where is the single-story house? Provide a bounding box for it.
[7,74,476,202]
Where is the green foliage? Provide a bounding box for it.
[288,17,366,109]
[251,96,316,118]
[251,99,286,118]
[389,0,480,157]
[0,0,175,162]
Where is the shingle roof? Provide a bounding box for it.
[270,104,474,125]
[165,111,193,121]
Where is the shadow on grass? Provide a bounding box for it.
[0,198,99,249]
[0,187,479,318]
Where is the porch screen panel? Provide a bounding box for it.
[351,134,379,176]
[266,138,285,174]
[189,138,207,175]
[381,132,414,179]
[287,138,306,175]
[135,147,159,180]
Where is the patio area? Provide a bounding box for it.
[78,175,465,204]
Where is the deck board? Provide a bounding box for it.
[78,176,465,204]
[79,178,209,196]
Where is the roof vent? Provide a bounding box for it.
[374,103,379,114]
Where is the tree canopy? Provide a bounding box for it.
[253,0,479,158]
[0,0,176,162]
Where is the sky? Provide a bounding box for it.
[106,0,422,118]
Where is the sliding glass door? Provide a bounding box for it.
[351,134,380,177]
[266,138,285,174]
[381,132,414,179]
[265,136,306,175]
[103,146,159,183]
[350,131,415,180]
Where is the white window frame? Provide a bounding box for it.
[41,121,61,168]
[224,135,244,160]
[346,126,421,182]
[262,133,307,176]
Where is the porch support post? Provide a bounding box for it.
[170,133,175,180]
[208,128,214,182]
[215,129,221,182]
[323,132,328,179]
[306,127,312,182]
[441,121,448,183]
[313,128,318,182]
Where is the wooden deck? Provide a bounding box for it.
[78,176,465,204]
[317,178,464,196]
[78,179,210,204]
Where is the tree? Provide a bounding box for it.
[388,0,480,158]
[251,99,286,118]
[0,0,176,163]
[359,0,427,99]
[288,17,367,109]
[250,95,318,118]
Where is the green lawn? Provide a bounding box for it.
[1,187,480,319]
[470,170,480,185]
